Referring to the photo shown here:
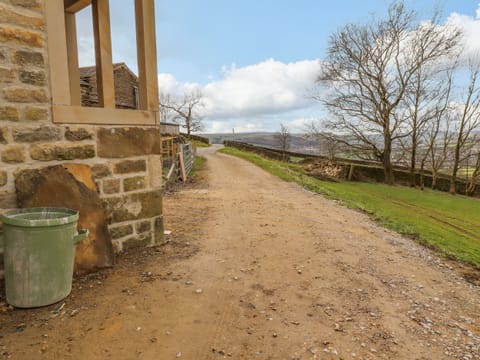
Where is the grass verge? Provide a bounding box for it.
[189,156,207,182]
[219,147,480,268]
[193,140,210,148]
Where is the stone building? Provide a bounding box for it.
[80,62,140,109]
[0,0,164,275]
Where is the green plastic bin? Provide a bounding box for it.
[0,208,88,308]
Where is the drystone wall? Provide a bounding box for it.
[0,0,164,276]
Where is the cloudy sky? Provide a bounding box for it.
[76,1,480,133]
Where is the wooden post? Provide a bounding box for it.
[166,160,176,181]
[65,12,81,106]
[45,0,71,106]
[135,0,159,111]
[92,0,115,108]
[64,0,92,13]
[178,152,187,182]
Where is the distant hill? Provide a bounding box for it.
[201,132,320,154]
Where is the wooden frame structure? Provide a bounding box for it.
[45,0,159,125]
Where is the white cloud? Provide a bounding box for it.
[158,59,321,132]
[203,59,320,119]
[446,4,480,63]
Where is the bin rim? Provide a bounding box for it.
[1,207,79,227]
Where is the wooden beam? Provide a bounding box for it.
[135,0,159,111]
[65,12,81,106]
[92,0,115,108]
[178,151,187,182]
[45,0,71,106]
[64,0,92,13]
[52,105,157,125]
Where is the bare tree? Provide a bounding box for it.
[449,65,480,194]
[160,90,204,136]
[305,121,339,160]
[274,123,291,161]
[466,151,480,196]
[315,1,462,184]
[424,109,455,190]
[159,92,174,123]
[401,67,445,186]
[411,65,456,189]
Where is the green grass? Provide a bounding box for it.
[193,140,210,148]
[289,156,305,163]
[193,155,207,170]
[189,156,207,181]
[219,147,480,268]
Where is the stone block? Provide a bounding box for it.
[103,178,120,194]
[135,220,151,233]
[97,127,161,158]
[103,189,163,224]
[0,25,43,47]
[8,0,42,11]
[65,127,94,141]
[3,86,48,103]
[0,106,19,121]
[19,69,46,86]
[30,143,95,161]
[0,67,15,83]
[148,155,163,188]
[123,176,146,192]
[0,4,44,29]
[1,145,25,163]
[24,106,48,121]
[0,171,7,186]
[154,215,164,244]
[15,165,115,273]
[122,233,153,250]
[13,126,61,142]
[113,159,147,174]
[91,164,111,179]
[0,128,9,144]
[110,224,133,239]
[13,50,43,67]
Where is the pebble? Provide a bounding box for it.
[176,352,182,358]
[195,289,203,294]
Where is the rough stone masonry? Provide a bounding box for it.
[0,0,164,275]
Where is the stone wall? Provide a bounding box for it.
[225,141,480,197]
[80,63,139,109]
[0,0,164,275]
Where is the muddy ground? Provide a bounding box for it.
[0,145,479,359]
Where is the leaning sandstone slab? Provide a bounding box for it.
[15,165,115,273]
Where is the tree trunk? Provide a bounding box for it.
[419,161,425,190]
[410,133,417,187]
[450,148,460,194]
[450,132,463,194]
[466,153,480,196]
[449,169,458,194]
[431,172,437,190]
[383,135,395,185]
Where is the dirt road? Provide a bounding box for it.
[1,145,479,359]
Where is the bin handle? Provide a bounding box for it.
[73,229,89,245]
